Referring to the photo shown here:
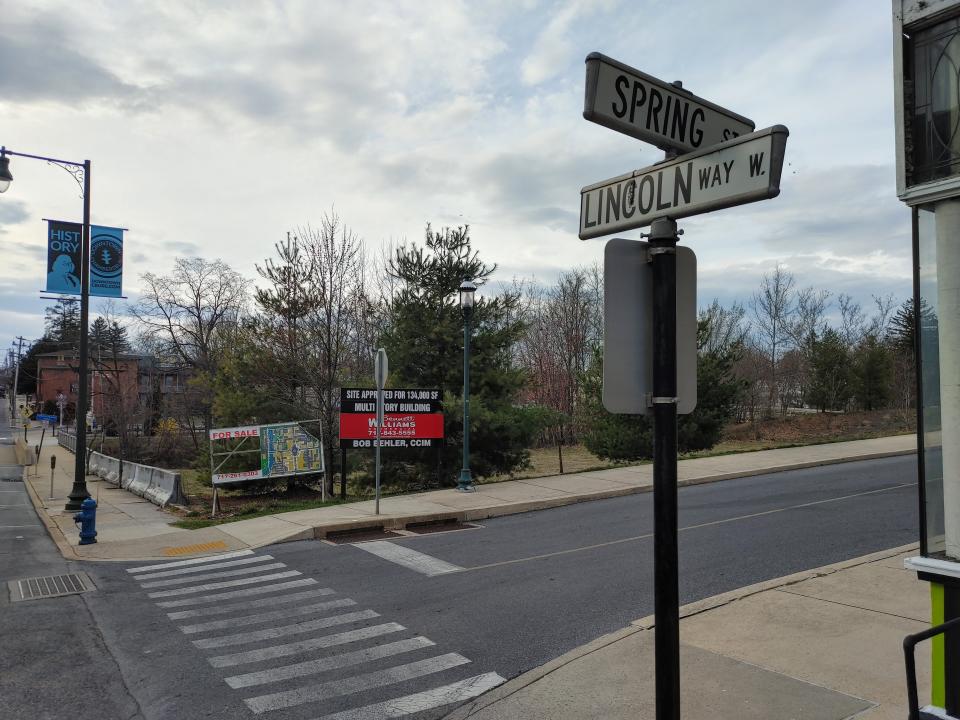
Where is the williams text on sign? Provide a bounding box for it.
[579,125,788,240]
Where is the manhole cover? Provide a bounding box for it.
[324,527,403,545]
[0,466,22,482]
[9,572,94,602]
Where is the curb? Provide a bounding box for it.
[19,464,81,561]
[300,447,915,542]
[442,542,920,719]
[27,443,916,562]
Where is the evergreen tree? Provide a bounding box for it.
[578,347,653,460]
[380,225,538,483]
[807,329,852,411]
[90,316,131,354]
[579,305,747,461]
[852,335,893,410]
[44,298,80,345]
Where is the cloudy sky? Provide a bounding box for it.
[0,0,906,350]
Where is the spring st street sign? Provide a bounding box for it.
[583,53,755,154]
[578,125,789,240]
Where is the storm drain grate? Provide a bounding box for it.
[9,572,94,602]
[405,519,479,535]
[324,527,404,545]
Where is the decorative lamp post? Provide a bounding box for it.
[458,279,477,493]
[0,146,93,511]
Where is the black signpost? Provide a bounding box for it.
[649,217,680,720]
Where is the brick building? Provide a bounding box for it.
[35,351,189,426]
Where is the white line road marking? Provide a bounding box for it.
[193,610,380,649]
[208,623,406,668]
[224,636,435,689]
[313,672,507,720]
[462,482,917,573]
[354,541,464,577]
[128,549,254,573]
[166,587,334,619]
[180,598,356,634]
[147,570,301,598]
[157,578,318,608]
[139,562,288,588]
[243,652,471,714]
[134,555,275,580]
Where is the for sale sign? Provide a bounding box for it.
[339,388,444,448]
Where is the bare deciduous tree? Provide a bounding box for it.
[133,257,250,441]
[749,264,796,416]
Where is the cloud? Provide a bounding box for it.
[0,14,139,105]
[0,199,30,233]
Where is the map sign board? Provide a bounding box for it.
[579,125,789,240]
[339,387,443,449]
[583,53,755,154]
[209,421,324,486]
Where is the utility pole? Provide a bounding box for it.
[10,335,24,428]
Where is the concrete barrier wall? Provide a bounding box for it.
[58,432,184,508]
[15,434,36,466]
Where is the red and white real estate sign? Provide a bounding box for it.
[339,388,443,448]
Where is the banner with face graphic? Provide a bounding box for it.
[89,225,124,297]
[44,221,125,297]
[45,220,83,295]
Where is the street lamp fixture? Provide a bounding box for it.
[0,144,93,511]
[458,279,477,493]
[0,152,13,193]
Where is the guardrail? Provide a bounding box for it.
[56,430,185,507]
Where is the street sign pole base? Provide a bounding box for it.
[457,469,474,493]
[65,482,91,512]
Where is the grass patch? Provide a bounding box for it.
[171,496,344,528]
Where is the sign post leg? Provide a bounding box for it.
[340,447,347,500]
[649,216,680,720]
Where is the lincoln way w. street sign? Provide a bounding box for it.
[583,52,755,154]
[578,125,789,240]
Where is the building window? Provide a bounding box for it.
[907,14,960,186]
[917,206,945,555]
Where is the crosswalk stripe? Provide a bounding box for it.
[156,578,318,608]
[208,623,406,668]
[353,541,464,577]
[139,562,288,588]
[180,598,357,634]
[166,587,334,620]
[134,555,274,580]
[128,549,254,573]
[314,672,507,720]
[147,570,301,598]
[224,636,436,689]
[193,610,379,649]
[243,652,471,714]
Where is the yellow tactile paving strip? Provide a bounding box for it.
[161,540,229,556]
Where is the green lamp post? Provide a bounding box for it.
[458,280,476,493]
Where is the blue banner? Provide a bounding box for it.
[89,225,124,298]
[44,220,83,295]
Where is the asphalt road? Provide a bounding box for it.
[57,453,918,720]
[0,403,141,720]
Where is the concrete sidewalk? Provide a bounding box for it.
[444,544,928,720]
[20,425,915,562]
